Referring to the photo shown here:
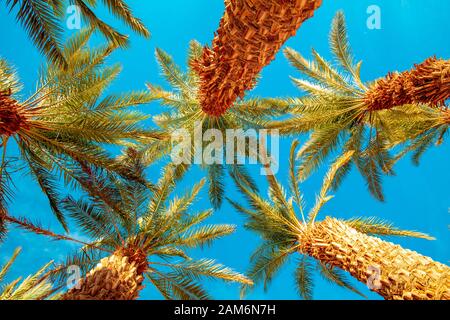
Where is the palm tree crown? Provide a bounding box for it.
[269,11,450,201]
[42,156,252,300]
[230,141,448,300]
[0,29,160,232]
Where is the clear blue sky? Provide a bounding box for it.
[0,0,449,300]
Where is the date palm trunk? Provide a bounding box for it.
[62,248,148,300]
[364,57,450,111]
[192,0,322,117]
[299,218,450,300]
[0,90,28,136]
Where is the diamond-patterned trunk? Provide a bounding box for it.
[62,249,147,300]
[192,0,322,116]
[364,57,450,111]
[0,91,28,136]
[299,218,450,300]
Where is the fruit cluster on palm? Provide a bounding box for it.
[0,1,449,301]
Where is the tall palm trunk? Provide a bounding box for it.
[0,90,28,136]
[299,218,450,300]
[62,248,147,300]
[192,0,322,116]
[364,57,450,111]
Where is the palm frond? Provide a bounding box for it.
[308,151,355,223]
[329,11,365,89]
[5,0,66,67]
[294,256,314,300]
[345,217,434,240]
[0,247,56,300]
[317,262,366,298]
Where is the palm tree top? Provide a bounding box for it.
[23,155,252,300]
[230,140,433,299]
[0,29,162,232]
[268,11,450,201]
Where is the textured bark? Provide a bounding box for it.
[192,0,322,116]
[299,218,450,300]
[0,90,28,136]
[62,249,147,300]
[365,57,450,111]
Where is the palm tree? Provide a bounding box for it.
[144,43,288,209]
[230,141,450,300]
[4,0,150,68]
[269,11,450,201]
[0,29,160,232]
[192,0,322,116]
[0,247,58,300]
[9,155,252,300]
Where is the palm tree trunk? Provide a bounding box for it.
[62,249,147,300]
[299,217,450,300]
[364,57,450,111]
[192,0,322,117]
[0,90,27,136]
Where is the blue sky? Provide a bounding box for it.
[0,0,449,300]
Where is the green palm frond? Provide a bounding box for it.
[177,224,236,249]
[242,245,294,296]
[317,261,366,298]
[345,217,434,240]
[101,0,149,37]
[0,58,22,94]
[5,0,149,66]
[146,271,210,300]
[294,256,314,300]
[207,163,225,210]
[0,30,161,231]
[5,0,66,68]
[0,248,57,300]
[276,11,449,201]
[329,11,365,89]
[160,259,252,285]
[27,157,250,300]
[307,150,354,224]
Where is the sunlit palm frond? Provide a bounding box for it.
[1,31,160,230]
[5,0,66,68]
[0,248,57,300]
[345,217,434,240]
[294,255,314,300]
